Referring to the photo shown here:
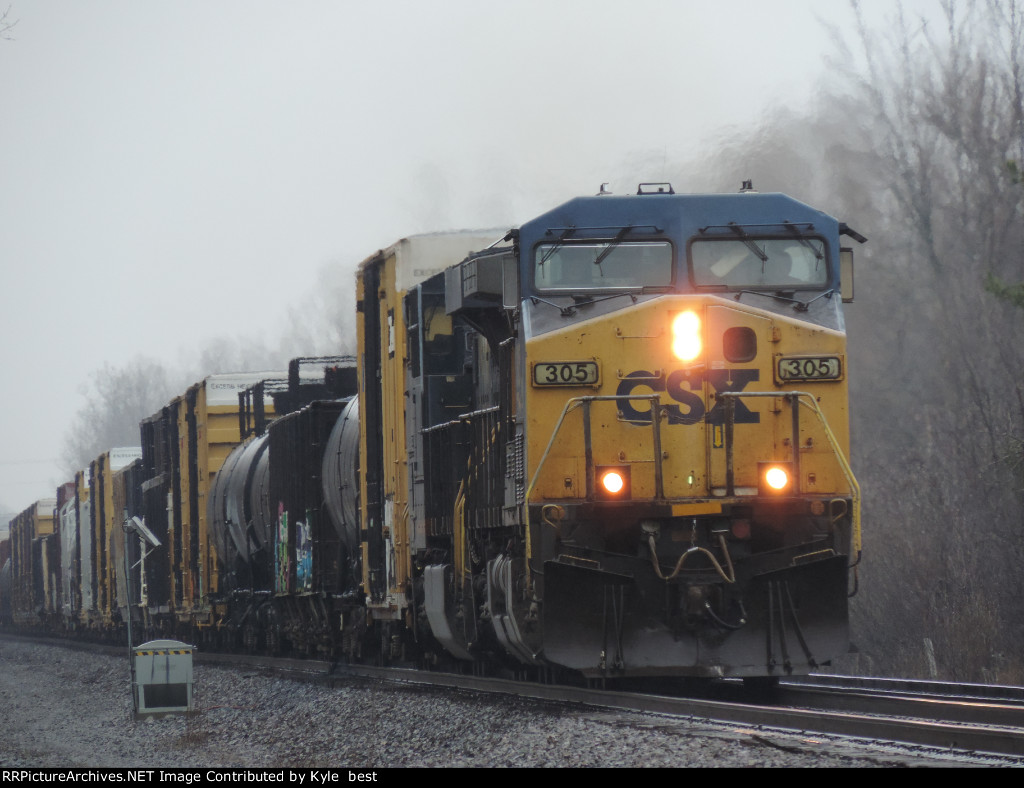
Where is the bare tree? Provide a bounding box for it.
[61,357,177,474]
[831,0,1024,681]
[189,335,285,380]
[275,256,360,360]
[0,6,17,41]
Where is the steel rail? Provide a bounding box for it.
[318,663,1024,760]
[8,634,1024,762]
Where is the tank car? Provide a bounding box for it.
[356,185,864,680]
[206,358,360,655]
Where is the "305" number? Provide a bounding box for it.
[533,361,600,386]
[776,356,842,382]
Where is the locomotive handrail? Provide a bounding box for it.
[523,393,666,508]
[524,391,861,559]
[716,391,861,555]
[522,393,664,588]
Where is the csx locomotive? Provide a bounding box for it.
[1,183,864,682]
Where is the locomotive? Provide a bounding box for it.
[1,183,865,682]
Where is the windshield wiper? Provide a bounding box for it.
[782,221,824,261]
[727,223,768,271]
[540,223,665,272]
[572,290,640,308]
[733,289,835,312]
[591,226,633,272]
[529,295,577,317]
[537,227,578,270]
[532,286,667,317]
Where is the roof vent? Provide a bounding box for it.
[739,180,757,193]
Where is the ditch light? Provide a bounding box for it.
[758,461,794,496]
[597,465,631,499]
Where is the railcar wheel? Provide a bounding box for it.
[242,620,259,654]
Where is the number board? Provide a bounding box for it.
[776,355,843,382]
[533,361,600,387]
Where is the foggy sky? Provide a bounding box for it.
[0,0,935,522]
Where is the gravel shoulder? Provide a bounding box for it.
[0,638,977,768]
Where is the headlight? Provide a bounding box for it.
[765,467,788,490]
[671,310,702,362]
[596,465,631,499]
[601,470,625,493]
[758,462,794,496]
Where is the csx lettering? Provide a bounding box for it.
[705,369,760,424]
[665,369,704,424]
[616,369,760,425]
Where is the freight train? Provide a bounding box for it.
[0,183,865,683]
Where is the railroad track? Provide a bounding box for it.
[9,634,1024,764]
[193,650,1024,763]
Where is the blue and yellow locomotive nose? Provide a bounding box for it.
[514,189,860,678]
[522,237,856,505]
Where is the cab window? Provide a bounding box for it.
[690,238,828,289]
[534,241,673,291]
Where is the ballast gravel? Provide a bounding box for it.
[0,638,985,768]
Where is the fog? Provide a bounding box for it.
[0,0,932,521]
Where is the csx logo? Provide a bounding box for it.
[615,369,760,425]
